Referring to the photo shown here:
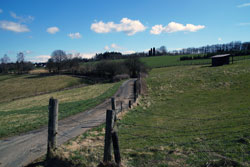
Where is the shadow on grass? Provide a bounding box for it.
[26,157,75,167]
[25,73,55,79]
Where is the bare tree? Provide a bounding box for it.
[17,52,24,63]
[16,52,25,74]
[0,54,10,73]
[1,54,10,64]
[50,50,67,73]
[158,46,167,55]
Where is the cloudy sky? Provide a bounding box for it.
[0,0,249,62]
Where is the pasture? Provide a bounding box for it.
[140,54,250,68]
[0,80,121,138]
[0,74,85,103]
[47,60,250,167]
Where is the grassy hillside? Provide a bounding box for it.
[44,60,250,167]
[0,74,85,103]
[140,55,210,68]
[0,81,122,138]
[117,60,250,166]
[140,54,250,68]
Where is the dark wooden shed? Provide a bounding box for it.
[211,54,230,66]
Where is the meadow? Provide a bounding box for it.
[0,80,122,139]
[140,54,250,68]
[0,74,85,103]
[45,60,250,167]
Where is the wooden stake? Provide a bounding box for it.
[112,131,121,165]
[47,98,58,159]
[103,110,115,162]
[120,101,123,111]
[111,97,116,110]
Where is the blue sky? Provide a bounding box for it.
[0,0,250,62]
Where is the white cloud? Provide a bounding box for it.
[150,25,165,35]
[0,9,3,13]
[91,18,146,36]
[79,53,96,59]
[23,50,32,55]
[168,48,183,51]
[30,55,50,63]
[47,27,59,34]
[68,32,82,39]
[10,12,34,23]
[237,3,250,8]
[150,22,205,35]
[111,43,122,50]
[121,50,136,55]
[218,37,222,41]
[104,45,110,51]
[238,22,250,26]
[0,20,30,32]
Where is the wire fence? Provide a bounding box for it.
[111,78,250,165]
[46,77,250,166]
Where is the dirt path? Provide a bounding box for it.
[0,79,136,167]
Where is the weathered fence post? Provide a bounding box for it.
[139,74,142,95]
[134,80,137,102]
[129,100,132,108]
[120,101,123,111]
[103,110,115,163]
[47,97,58,160]
[112,131,121,165]
[111,97,116,110]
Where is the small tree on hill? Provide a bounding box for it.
[0,54,10,73]
[50,50,67,73]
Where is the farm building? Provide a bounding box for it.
[211,54,230,66]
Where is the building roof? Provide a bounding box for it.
[211,54,230,58]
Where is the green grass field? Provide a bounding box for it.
[140,55,209,68]
[0,74,85,103]
[117,60,250,166]
[43,60,250,167]
[0,81,122,139]
[140,54,250,68]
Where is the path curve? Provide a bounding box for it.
[0,79,136,167]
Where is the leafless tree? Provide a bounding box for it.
[50,50,67,73]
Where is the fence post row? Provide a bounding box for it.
[47,97,58,160]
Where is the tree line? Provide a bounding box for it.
[171,41,250,55]
[0,52,33,74]
[47,50,149,81]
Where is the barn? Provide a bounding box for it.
[211,54,230,66]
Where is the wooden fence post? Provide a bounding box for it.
[111,97,116,110]
[47,97,58,160]
[103,110,115,163]
[112,131,121,165]
[120,101,123,111]
[134,80,137,102]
